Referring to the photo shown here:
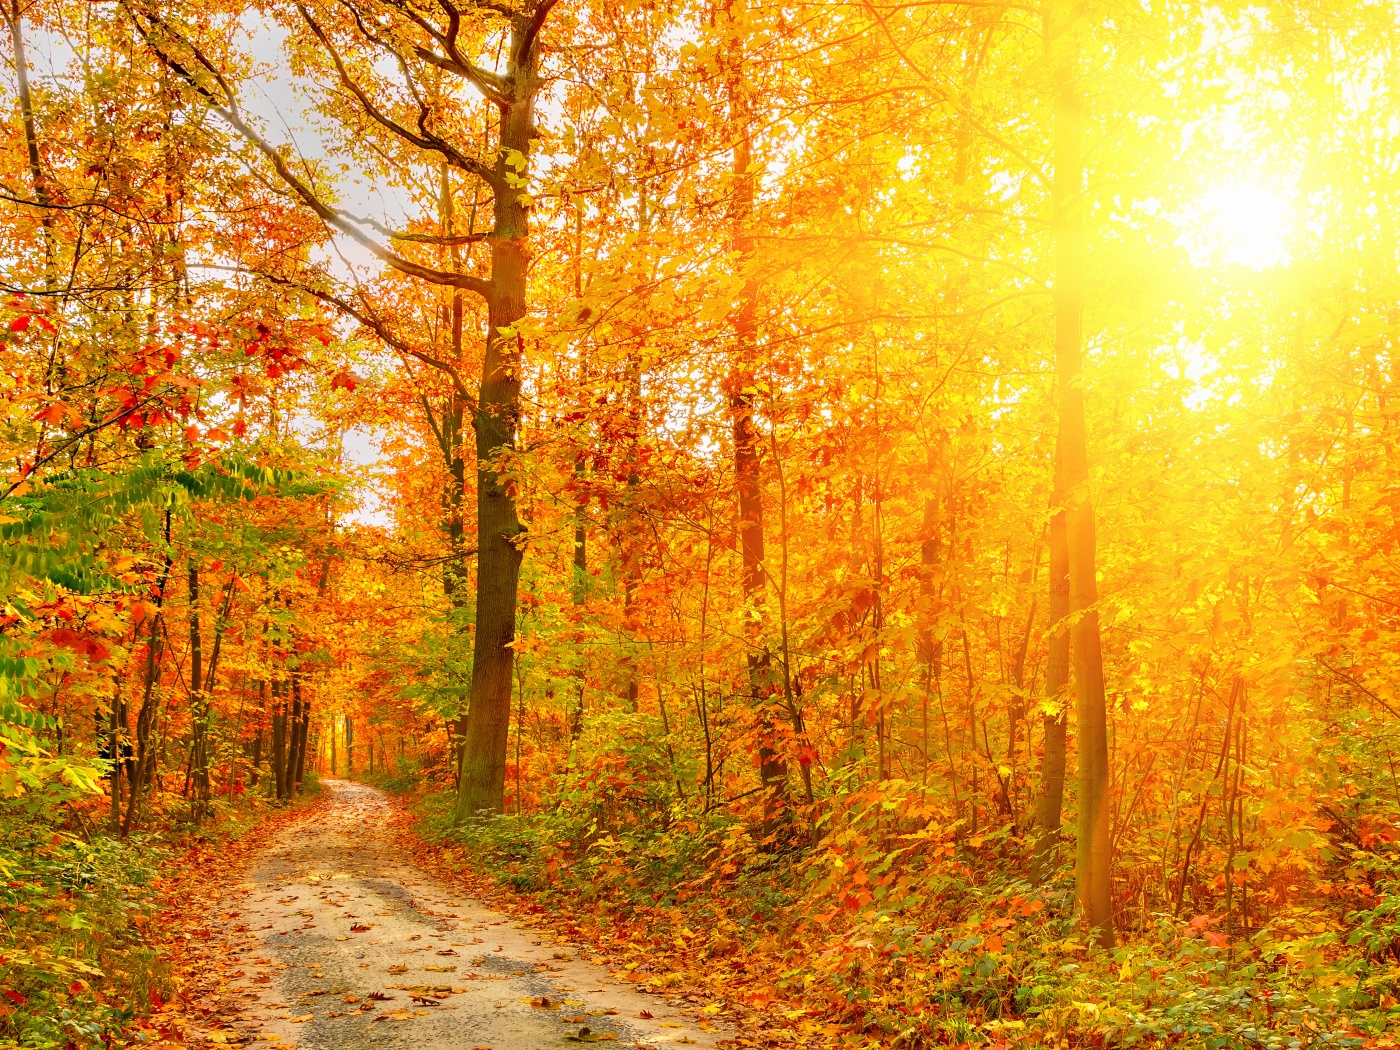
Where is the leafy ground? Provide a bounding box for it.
[5,768,1397,1050]
[0,786,325,1050]
[387,775,1400,1050]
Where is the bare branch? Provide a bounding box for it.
[374,0,513,106]
[297,4,501,186]
[127,5,493,299]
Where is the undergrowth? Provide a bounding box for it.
[0,776,317,1049]
[409,723,1398,1049]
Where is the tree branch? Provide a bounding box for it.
[515,0,560,67]
[297,3,501,185]
[126,6,493,300]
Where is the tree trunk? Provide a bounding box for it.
[1048,0,1114,946]
[4,2,55,274]
[188,563,211,812]
[1031,453,1071,883]
[290,674,309,792]
[570,505,587,742]
[122,512,173,835]
[272,681,288,801]
[454,18,543,821]
[250,701,263,788]
[724,0,787,833]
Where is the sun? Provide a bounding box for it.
[1180,181,1292,270]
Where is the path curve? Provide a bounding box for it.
[214,780,725,1050]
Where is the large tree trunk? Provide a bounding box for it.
[1048,0,1114,946]
[455,15,549,820]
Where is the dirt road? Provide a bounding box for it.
[211,780,724,1049]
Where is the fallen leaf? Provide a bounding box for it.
[566,1029,619,1044]
[638,1010,654,1019]
[288,1015,312,1023]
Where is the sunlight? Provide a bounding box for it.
[1180,181,1293,269]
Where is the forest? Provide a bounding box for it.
[1,0,1398,1047]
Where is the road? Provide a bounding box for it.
[209,779,724,1050]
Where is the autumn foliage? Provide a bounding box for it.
[3,0,1399,1046]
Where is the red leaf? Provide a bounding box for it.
[331,370,358,392]
[47,629,111,665]
[9,316,30,333]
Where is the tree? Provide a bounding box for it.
[127,0,562,817]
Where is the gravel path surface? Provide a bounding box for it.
[216,780,725,1050]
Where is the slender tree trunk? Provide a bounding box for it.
[187,563,210,813]
[1032,458,1071,883]
[1049,0,1113,945]
[122,512,173,835]
[919,451,944,790]
[198,576,234,804]
[250,702,263,788]
[723,0,787,833]
[570,500,588,742]
[4,2,55,274]
[291,674,309,792]
[272,682,287,801]
[109,664,127,832]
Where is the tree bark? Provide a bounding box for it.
[272,681,288,801]
[1031,453,1071,883]
[454,9,552,821]
[188,563,211,811]
[122,511,173,835]
[723,0,787,833]
[4,2,55,274]
[1048,0,1114,946]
